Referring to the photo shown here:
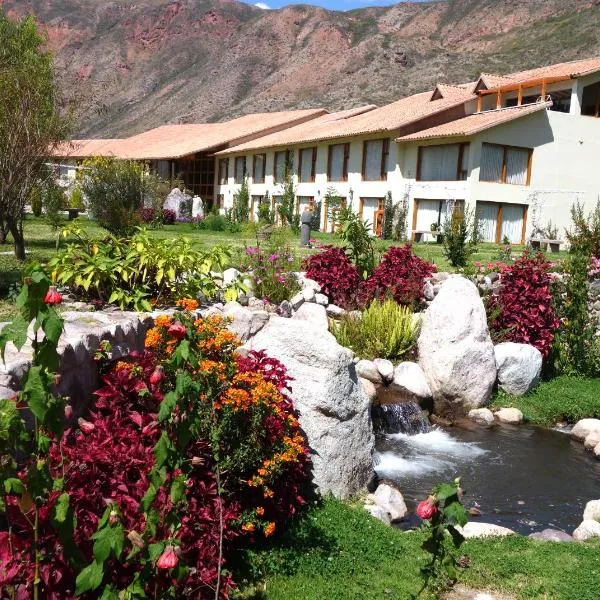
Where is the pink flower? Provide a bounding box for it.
[157,545,179,569]
[77,417,95,434]
[416,498,438,521]
[168,322,186,340]
[269,253,278,263]
[149,366,164,385]
[44,286,62,305]
[473,261,482,267]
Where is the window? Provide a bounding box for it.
[274,151,290,183]
[581,81,600,117]
[217,194,225,210]
[362,139,389,181]
[480,143,531,185]
[412,199,465,236]
[327,143,350,181]
[297,196,314,215]
[218,159,229,185]
[417,143,470,181]
[234,157,246,184]
[298,147,317,182]
[252,154,266,183]
[476,201,527,244]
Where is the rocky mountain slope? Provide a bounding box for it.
[3,0,600,136]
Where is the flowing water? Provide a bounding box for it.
[373,404,600,534]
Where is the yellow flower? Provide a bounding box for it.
[242,522,256,533]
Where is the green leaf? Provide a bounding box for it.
[154,432,172,468]
[42,310,64,344]
[92,524,125,562]
[434,483,458,502]
[443,501,469,527]
[170,476,186,504]
[37,433,51,453]
[0,314,29,355]
[36,340,60,372]
[148,541,166,562]
[158,391,177,422]
[447,524,466,548]
[99,586,120,600]
[53,492,71,523]
[4,477,24,495]
[176,339,190,363]
[75,559,104,595]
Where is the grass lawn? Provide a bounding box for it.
[232,499,600,600]
[492,376,600,426]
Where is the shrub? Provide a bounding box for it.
[139,207,156,223]
[43,182,65,231]
[68,185,85,209]
[487,252,559,357]
[1,304,310,598]
[161,208,176,225]
[243,245,300,304]
[258,193,275,225]
[47,224,238,310]
[566,200,600,257]
[29,185,43,217]
[233,175,250,223]
[303,246,361,308]
[361,244,435,309]
[337,207,375,277]
[442,206,479,268]
[330,298,418,360]
[196,211,230,232]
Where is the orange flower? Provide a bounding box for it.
[176,298,199,311]
[144,327,162,349]
[256,506,265,516]
[154,315,172,328]
[263,488,274,499]
[264,522,276,537]
[115,360,133,373]
[242,522,256,533]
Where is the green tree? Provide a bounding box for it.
[232,175,250,223]
[0,11,71,258]
[277,156,299,231]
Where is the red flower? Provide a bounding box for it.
[156,545,179,569]
[77,417,95,434]
[44,286,62,305]
[64,404,73,420]
[416,498,438,520]
[167,322,186,340]
[149,366,164,385]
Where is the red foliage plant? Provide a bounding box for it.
[487,252,560,357]
[361,245,435,309]
[302,246,361,308]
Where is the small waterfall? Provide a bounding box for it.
[372,402,431,435]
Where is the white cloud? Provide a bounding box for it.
[254,2,271,8]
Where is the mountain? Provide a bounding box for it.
[3,0,600,137]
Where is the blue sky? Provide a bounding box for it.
[248,0,431,11]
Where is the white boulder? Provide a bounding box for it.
[222,302,269,342]
[222,267,241,287]
[290,292,305,310]
[571,419,600,442]
[418,277,496,417]
[292,302,328,330]
[391,362,432,401]
[584,431,600,450]
[359,377,378,402]
[494,342,542,396]
[368,483,407,521]
[468,408,495,426]
[315,293,329,306]
[356,359,383,385]
[243,316,374,499]
[595,443,600,460]
[373,358,394,383]
[494,407,524,425]
[458,522,515,539]
[302,287,316,303]
[583,499,600,522]
[326,304,346,319]
[573,519,600,541]
[364,503,391,525]
[163,187,191,219]
[528,529,573,542]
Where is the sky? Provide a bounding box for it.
[248,0,432,11]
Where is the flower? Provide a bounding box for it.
[256,506,265,516]
[168,322,186,340]
[416,497,438,520]
[176,298,199,311]
[156,545,179,569]
[268,253,278,263]
[127,530,145,549]
[149,366,164,385]
[44,286,62,305]
[242,522,255,532]
[77,417,95,434]
[64,404,73,420]
[264,522,276,537]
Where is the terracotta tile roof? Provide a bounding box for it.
[52,109,327,160]
[53,139,123,158]
[396,101,552,142]
[217,92,475,155]
[432,83,478,101]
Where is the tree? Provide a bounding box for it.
[0,12,71,259]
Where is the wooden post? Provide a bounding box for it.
[517,84,523,106]
[496,89,502,109]
[476,96,482,113]
[541,79,547,101]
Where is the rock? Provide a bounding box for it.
[292,303,328,330]
[468,408,495,426]
[444,585,517,600]
[494,343,542,396]
[458,522,515,539]
[0,385,17,400]
[573,519,600,541]
[359,377,378,402]
[315,293,329,306]
[424,281,435,301]
[584,432,600,450]
[297,274,321,293]
[278,300,293,318]
[364,503,391,525]
[528,528,573,542]
[223,302,269,342]
[494,407,524,425]
[373,358,394,383]
[222,267,241,287]
[242,316,374,499]
[302,287,316,303]
[595,443,600,459]
[391,362,432,400]
[163,187,191,219]
[583,499,600,522]
[290,292,305,310]
[326,304,346,319]
[370,483,407,521]
[355,359,382,384]
[571,419,600,441]
[418,277,496,417]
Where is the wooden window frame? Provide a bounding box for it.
[327,143,350,182]
[298,147,317,183]
[416,142,470,182]
[234,156,246,184]
[218,158,229,185]
[252,153,266,184]
[274,150,291,183]
[480,142,533,186]
[477,200,527,245]
[361,138,389,181]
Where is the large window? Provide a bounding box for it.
[418,143,469,181]
[274,151,290,183]
[234,157,246,184]
[362,139,390,181]
[476,201,527,244]
[298,147,317,182]
[218,159,229,185]
[253,154,266,183]
[480,143,531,185]
[327,143,350,182]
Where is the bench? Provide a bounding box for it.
[412,230,443,243]
[528,238,563,253]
